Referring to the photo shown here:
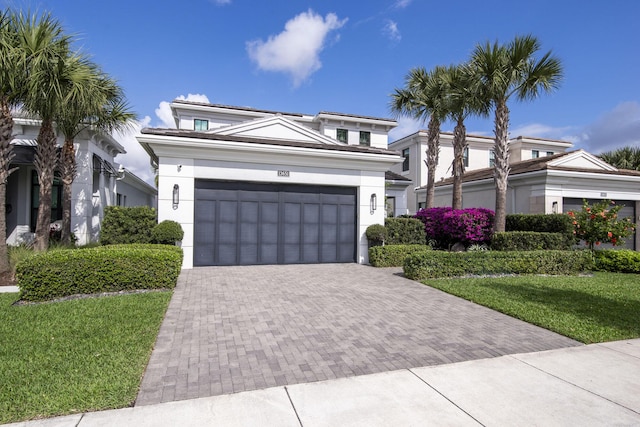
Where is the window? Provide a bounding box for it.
[386,197,396,218]
[31,171,63,232]
[194,119,209,131]
[546,151,554,156]
[489,150,495,167]
[463,147,469,168]
[532,150,540,159]
[402,148,410,171]
[359,131,371,146]
[336,128,348,143]
[117,193,127,207]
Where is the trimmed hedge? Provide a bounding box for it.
[369,244,431,267]
[365,224,388,244]
[593,249,640,273]
[403,250,593,280]
[506,213,574,247]
[491,231,567,251]
[385,218,426,245]
[17,244,183,302]
[152,220,184,244]
[100,206,157,245]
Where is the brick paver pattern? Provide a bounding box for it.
[136,264,580,405]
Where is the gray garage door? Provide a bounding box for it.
[194,180,357,266]
[563,198,636,250]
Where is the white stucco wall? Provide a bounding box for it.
[156,155,391,269]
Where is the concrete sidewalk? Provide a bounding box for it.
[8,339,640,426]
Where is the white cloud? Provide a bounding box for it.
[114,115,155,185]
[246,9,347,87]
[383,20,401,42]
[575,101,640,154]
[394,0,412,8]
[154,93,211,128]
[389,116,423,142]
[509,123,579,142]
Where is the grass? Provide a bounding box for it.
[0,291,171,424]
[425,272,640,344]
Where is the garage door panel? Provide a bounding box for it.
[194,180,356,265]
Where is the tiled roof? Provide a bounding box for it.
[171,100,306,117]
[434,151,640,187]
[317,111,397,123]
[385,170,411,181]
[141,128,400,156]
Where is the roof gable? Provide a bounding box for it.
[547,149,617,171]
[206,115,342,145]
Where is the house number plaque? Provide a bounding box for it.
[278,170,290,177]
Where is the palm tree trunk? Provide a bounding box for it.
[425,116,440,209]
[60,137,76,245]
[0,99,17,273]
[451,117,466,210]
[493,100,510,233]
[33,119,58,251]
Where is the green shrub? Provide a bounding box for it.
[152,220,184,244]
[593,249,640,273]
[17,244,183,302]
[366,224,388,244]
[100,206,157,245]
[385,218,426,245]
[491,231,567,251]
[403,250,593,280]
[369,244,431,267]
[506,213,574,247]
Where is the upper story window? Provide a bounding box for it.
[402,148,410,171]
[194,119,209,131]
[532,149,540,159]
[359,131,371,146]
[489,150,495,167]
[336,128,348,143]
[463,147,469,168]
[546,151,554,156]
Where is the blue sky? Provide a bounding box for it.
[4,0,639,182]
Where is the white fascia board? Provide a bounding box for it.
[315,113,397,128]
[546,168,640,183]
[137,134,401,172]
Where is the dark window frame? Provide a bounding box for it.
[402,148,410,171]
[359,131,371,146]
[336,128,348,143]
[194,118,209,131]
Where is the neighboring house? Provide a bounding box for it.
[389,131,573,212]
[7,115,157,246]
[384,171,411,217]
[136,100,402,268]
[432,150,640,249]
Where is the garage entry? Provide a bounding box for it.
[564,197,636,250]
[194,180,357,266]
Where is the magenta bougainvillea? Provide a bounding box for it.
[414,207,495,249]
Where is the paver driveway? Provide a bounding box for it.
[136,264,580,406]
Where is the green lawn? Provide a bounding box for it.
[0,291,171,424]
[425,272,640,344]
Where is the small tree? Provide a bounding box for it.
[568,200,635,250]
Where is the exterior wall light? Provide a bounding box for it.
[370,193,377,214]
[552,201,558,214]
[172,184,179,210]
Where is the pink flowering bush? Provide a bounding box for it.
[568,199,635,250]
[414,207,494,249]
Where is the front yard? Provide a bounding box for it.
[425,272,640,344]
[0,291,171,424]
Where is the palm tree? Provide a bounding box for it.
[56,56,135,244]
[440,63,489,209]
[391,66,449,209]
[16,10,72,251]
[0,10,22,273]
[470,35,563,232]
[599,146,640,171]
